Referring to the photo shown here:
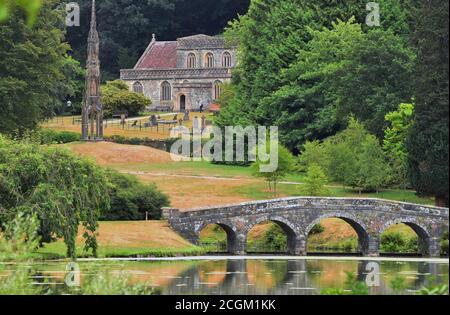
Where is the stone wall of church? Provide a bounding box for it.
[125,79,171,110]
[176,49,237,69]
[125,77,231,112]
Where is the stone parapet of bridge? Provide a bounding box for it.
[164,197,449,257]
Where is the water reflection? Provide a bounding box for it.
[12,258,448,295]
[158,259,448,295]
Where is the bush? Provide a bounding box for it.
[381,232,418,253]
[247,224,287,252]
[101,170,169,221]
[300,164,330,196]
[309,224,325,235]
[102,80,151,118]
[38,129,80,144]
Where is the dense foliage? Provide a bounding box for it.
[299,164,330,196]
[0,0,83,134]
[0,135,110,258]
[299,119,389,193]
[406,0,449,206]
[216,0,415,153]
[103,170,169,221]
[102,80,151,117]
[0,0,42,25]
[383,103,414,188]
[380,231,418,253]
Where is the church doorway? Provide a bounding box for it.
[179,94,186,112]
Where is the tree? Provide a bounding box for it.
[0,0,42,25]
[300,164,330,196]
[102,170,169,221]
[384,103,414,188]
[299,118,391,193]
[0,0,82,134]
[0,136,110,258]
[217,0,415,152]
[298,140,329,172]
[354,135,389,193]
[101,80,151,117]
[251,144,295,196]
[406,0,449,207]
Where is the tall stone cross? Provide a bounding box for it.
[81,0,103,141]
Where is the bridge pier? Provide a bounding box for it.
[229,233,247,255]
[363,235,380,257]
[424,237,441,258]
[288,235,307,256]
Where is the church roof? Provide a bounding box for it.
[134,41,177,69]
[177,34,227,49]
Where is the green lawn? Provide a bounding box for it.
[37,242,206,259]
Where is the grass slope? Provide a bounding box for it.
[33,141,436,258]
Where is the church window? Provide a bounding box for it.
[133,81,144,94]
[222,52,232,68]
[214,80,222,100]
[161,81,172,101]
[205,53,214,68]
[187,53,196,68]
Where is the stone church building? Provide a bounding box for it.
[120,34,236,112]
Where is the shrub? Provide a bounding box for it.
[309,224,325,235]
[38,129,80,144]
[102,80,151,117]
[300,164,330,196]
[248,224,287,252]
[381,232,418,253]
[101,170,169,221]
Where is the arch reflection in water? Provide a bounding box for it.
[158,259,447,295]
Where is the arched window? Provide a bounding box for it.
[222,52,232,68]
[133,81,143,94]
[161,81,172,101]
[187,53,196,68]
[214,80,222,100]
[205,53,214,68]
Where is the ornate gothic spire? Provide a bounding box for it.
[81,0,103,141]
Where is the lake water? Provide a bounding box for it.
[9,257,450,295]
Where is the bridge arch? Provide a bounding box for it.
[379,218,435,256]
[246,216,303,255]
[304,213,373,256]
[197,221,244,255]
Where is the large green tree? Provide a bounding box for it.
[0,136,110,258]
[0,0,82,134]
[406,0,449,207]
[216,0,415,153]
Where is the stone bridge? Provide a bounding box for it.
[164,197,449,257]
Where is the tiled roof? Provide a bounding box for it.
[135,41,177,69]
[177,34,227,50]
